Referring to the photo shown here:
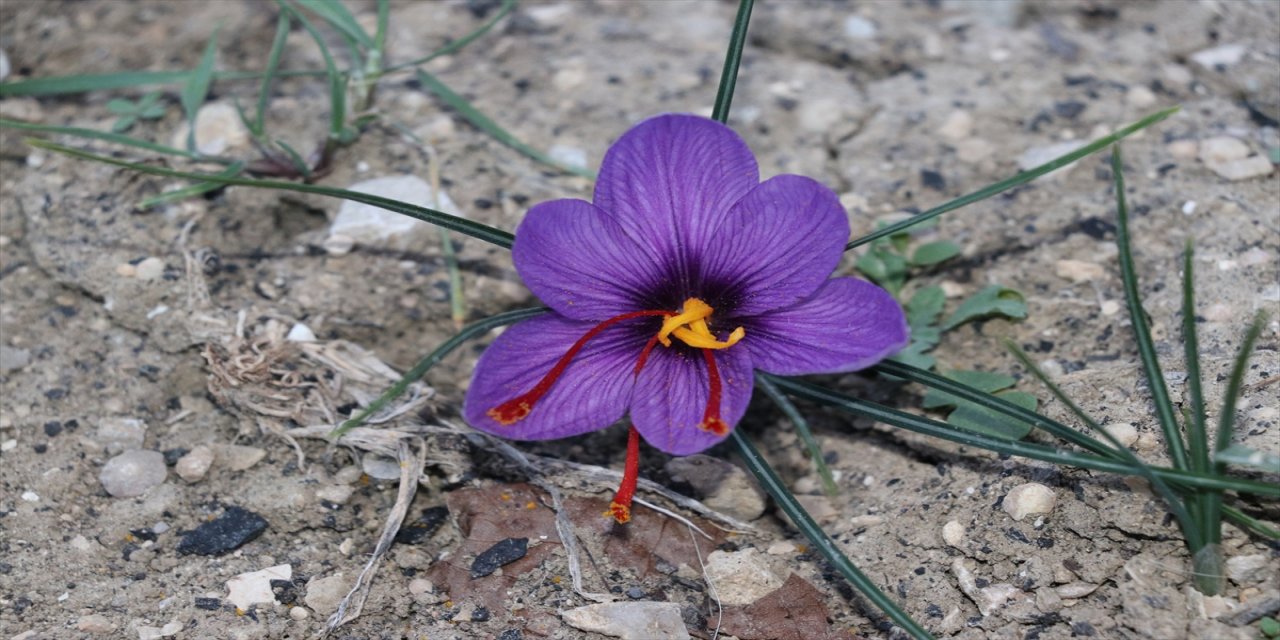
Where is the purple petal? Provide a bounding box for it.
[630,346,754,455]
[745,277,909,375]
[701,175,849,317]
[594,114,760,287]
[513,199,668,321]
[464,313,648,440]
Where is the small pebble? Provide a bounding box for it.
[1103,423,1139,448]
[664,454,766,521]
[408,578,434,596]
[394,506,450,545]
[97,417,147,454]
[1208,156,1273,181]
[471,538,528,578]
[943,520,965,547]
[548,144,587,168]
[176,506,268,556]
[134,257,166,281]
[76,614,116,633]
[1055,582,1100,599]
[1226,554,1270,584]
[1126,85,1157,108]
[0,346,31,373]
[216,444,266,472]
[766,541,797,555]
[562,602,691,640]
[226,564,292,610]
[304,574,349,615]
[703,549,784,605]
[175,445,214,482]
[362,454,402,480]
[1182,200,1197,215]
[100,450,167,498]
[1003,483,1057,521]
[1054,259,1105,284]
[1018,141,1085,175]
[937,110,974,141]
[171,102,251,156]
[1190,43,1247,68]
[20,491,38,502]
[289,606,310,621]
[0,49,9,82]
[286,323,316,342]
[316,484,354,505]
[330,176,463,251]
[1100,300,1121,315]
[842,15,877,40]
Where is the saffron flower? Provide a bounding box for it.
[465,114,908,522]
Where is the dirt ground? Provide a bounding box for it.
[1,1,1277,639]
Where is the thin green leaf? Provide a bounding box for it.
[29,139,516,249]
[0,70,194,97]
[764,373,1280,496]
[181,26,221,153]
[730,431,933,639]
[711,0,755,124]
[138,161,246,210]
[845,107,1181,251]
[1111,146,1189,471]
[941,285,1026,330]
[756,372,838,497]
[255,11,293,137]
[1214,313,1267,466]
[333,308,546,437]
[945,390,1037,441]
[373,0,390,70]
[106,98,137,115]
[110,116,137,134]
[889,342,936,371]
[910,240,960,266]
[296,0,375,50]
[285,1,347,141]
[1222,505,1280,540]
[414,69,595,179]
[273,140,313,181]
[1,118,208,160]
[922,369,1016,409]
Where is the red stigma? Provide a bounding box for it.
[606,425,642,524]
[487,309,670,425]
[698,349,729,436]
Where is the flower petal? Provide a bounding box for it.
[630,346,754,455]
[513,199,668,320]
[464,313,647,440]
[700,175,849,317]
[745,277,909,375]
[594,114,760,290]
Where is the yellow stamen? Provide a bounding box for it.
[657,298,744,350]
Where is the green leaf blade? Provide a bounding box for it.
[942,285,1026,330]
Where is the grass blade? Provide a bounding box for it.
[414,69,595,179]
[284,0,347,142]
[0,118,210,160]
[273,139,313,180]
[711,0,755,124]
[1205,313,1269,545]
[333,307,546,437]
[1182,241,1209,474]
[762,374,1280,497]
[296,0,375,50]
[384,0,516,73]
[138,161,245,209]
[29,138,516,249]
[730,431,932,639]
[254,11,293,137]
[1111,146,1189,471]
[372,0,390,70]
[755,372,838,496]
[0,71,193,97]
[1222,504,1280,540]
[181,27,221,152]
[845,107,1180,251]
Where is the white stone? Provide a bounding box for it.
[70,534,96,552]
[413,115,455,142]
[20,491,38,502]
[1100,300,1121,316]
[561,602,691,640]
[1055,582,1100,599]
[1209,156,1273,181]
[1103,422,1139,448]
[175,445,214,482]
[98,417,148,454]
[171,102,251,156]
[316,484,354,505]
[953,558,1021,615]
[0,49,9,83]
[843,15,877,40]
[1018,141,1086,175]
[134,257,166,281]
[1190,43,1247,68]
[304,574,349,615]
[285,323,316,343]
[548,144,587,169]
[1127,85,1157,108]
[289,606,310,620]
[226,564,292,610]
[1167,139,1199,159]
[408,578,434,596]
[937,110,974,141]
[0,346,31,373]
[1199,136,1251,164]
[100,450,167,497]
[1055,259,1105,284]
[322,233,354,255]
[1225,554,1270,584]
[766,541,797,555]
[76,614,116,633]
[524,3,572,29]
[551,67,586,91]
[362,454,402,480]
[329,175,463,251]
[215,444,266,472]
[1182,200,1198,215]
[702,549,784,605]
[943,520,965,547]
[1003,483,1056,521]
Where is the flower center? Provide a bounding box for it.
[485,298,744,524]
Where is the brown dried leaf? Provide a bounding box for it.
[717,573,849,640]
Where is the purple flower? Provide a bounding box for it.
[464,114,908,522]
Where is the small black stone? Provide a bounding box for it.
[472,606,491,622]
[470,537,528,578]
[498,631,522,640]
[177,506,268,556]
[33,443,47,454]
[43,421,63,437]
[920,169,946,191]
[43,388,67,400]
[194,597,221,611]
[625,586,645,599]
[1054,100,1087,119]
[162,448,189,466]
[1075,216,1115,240]
[270,579,298,605]
[394,506,449,545]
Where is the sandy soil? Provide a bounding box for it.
[1,1,1277,639]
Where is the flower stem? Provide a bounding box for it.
[711,0,755,124]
